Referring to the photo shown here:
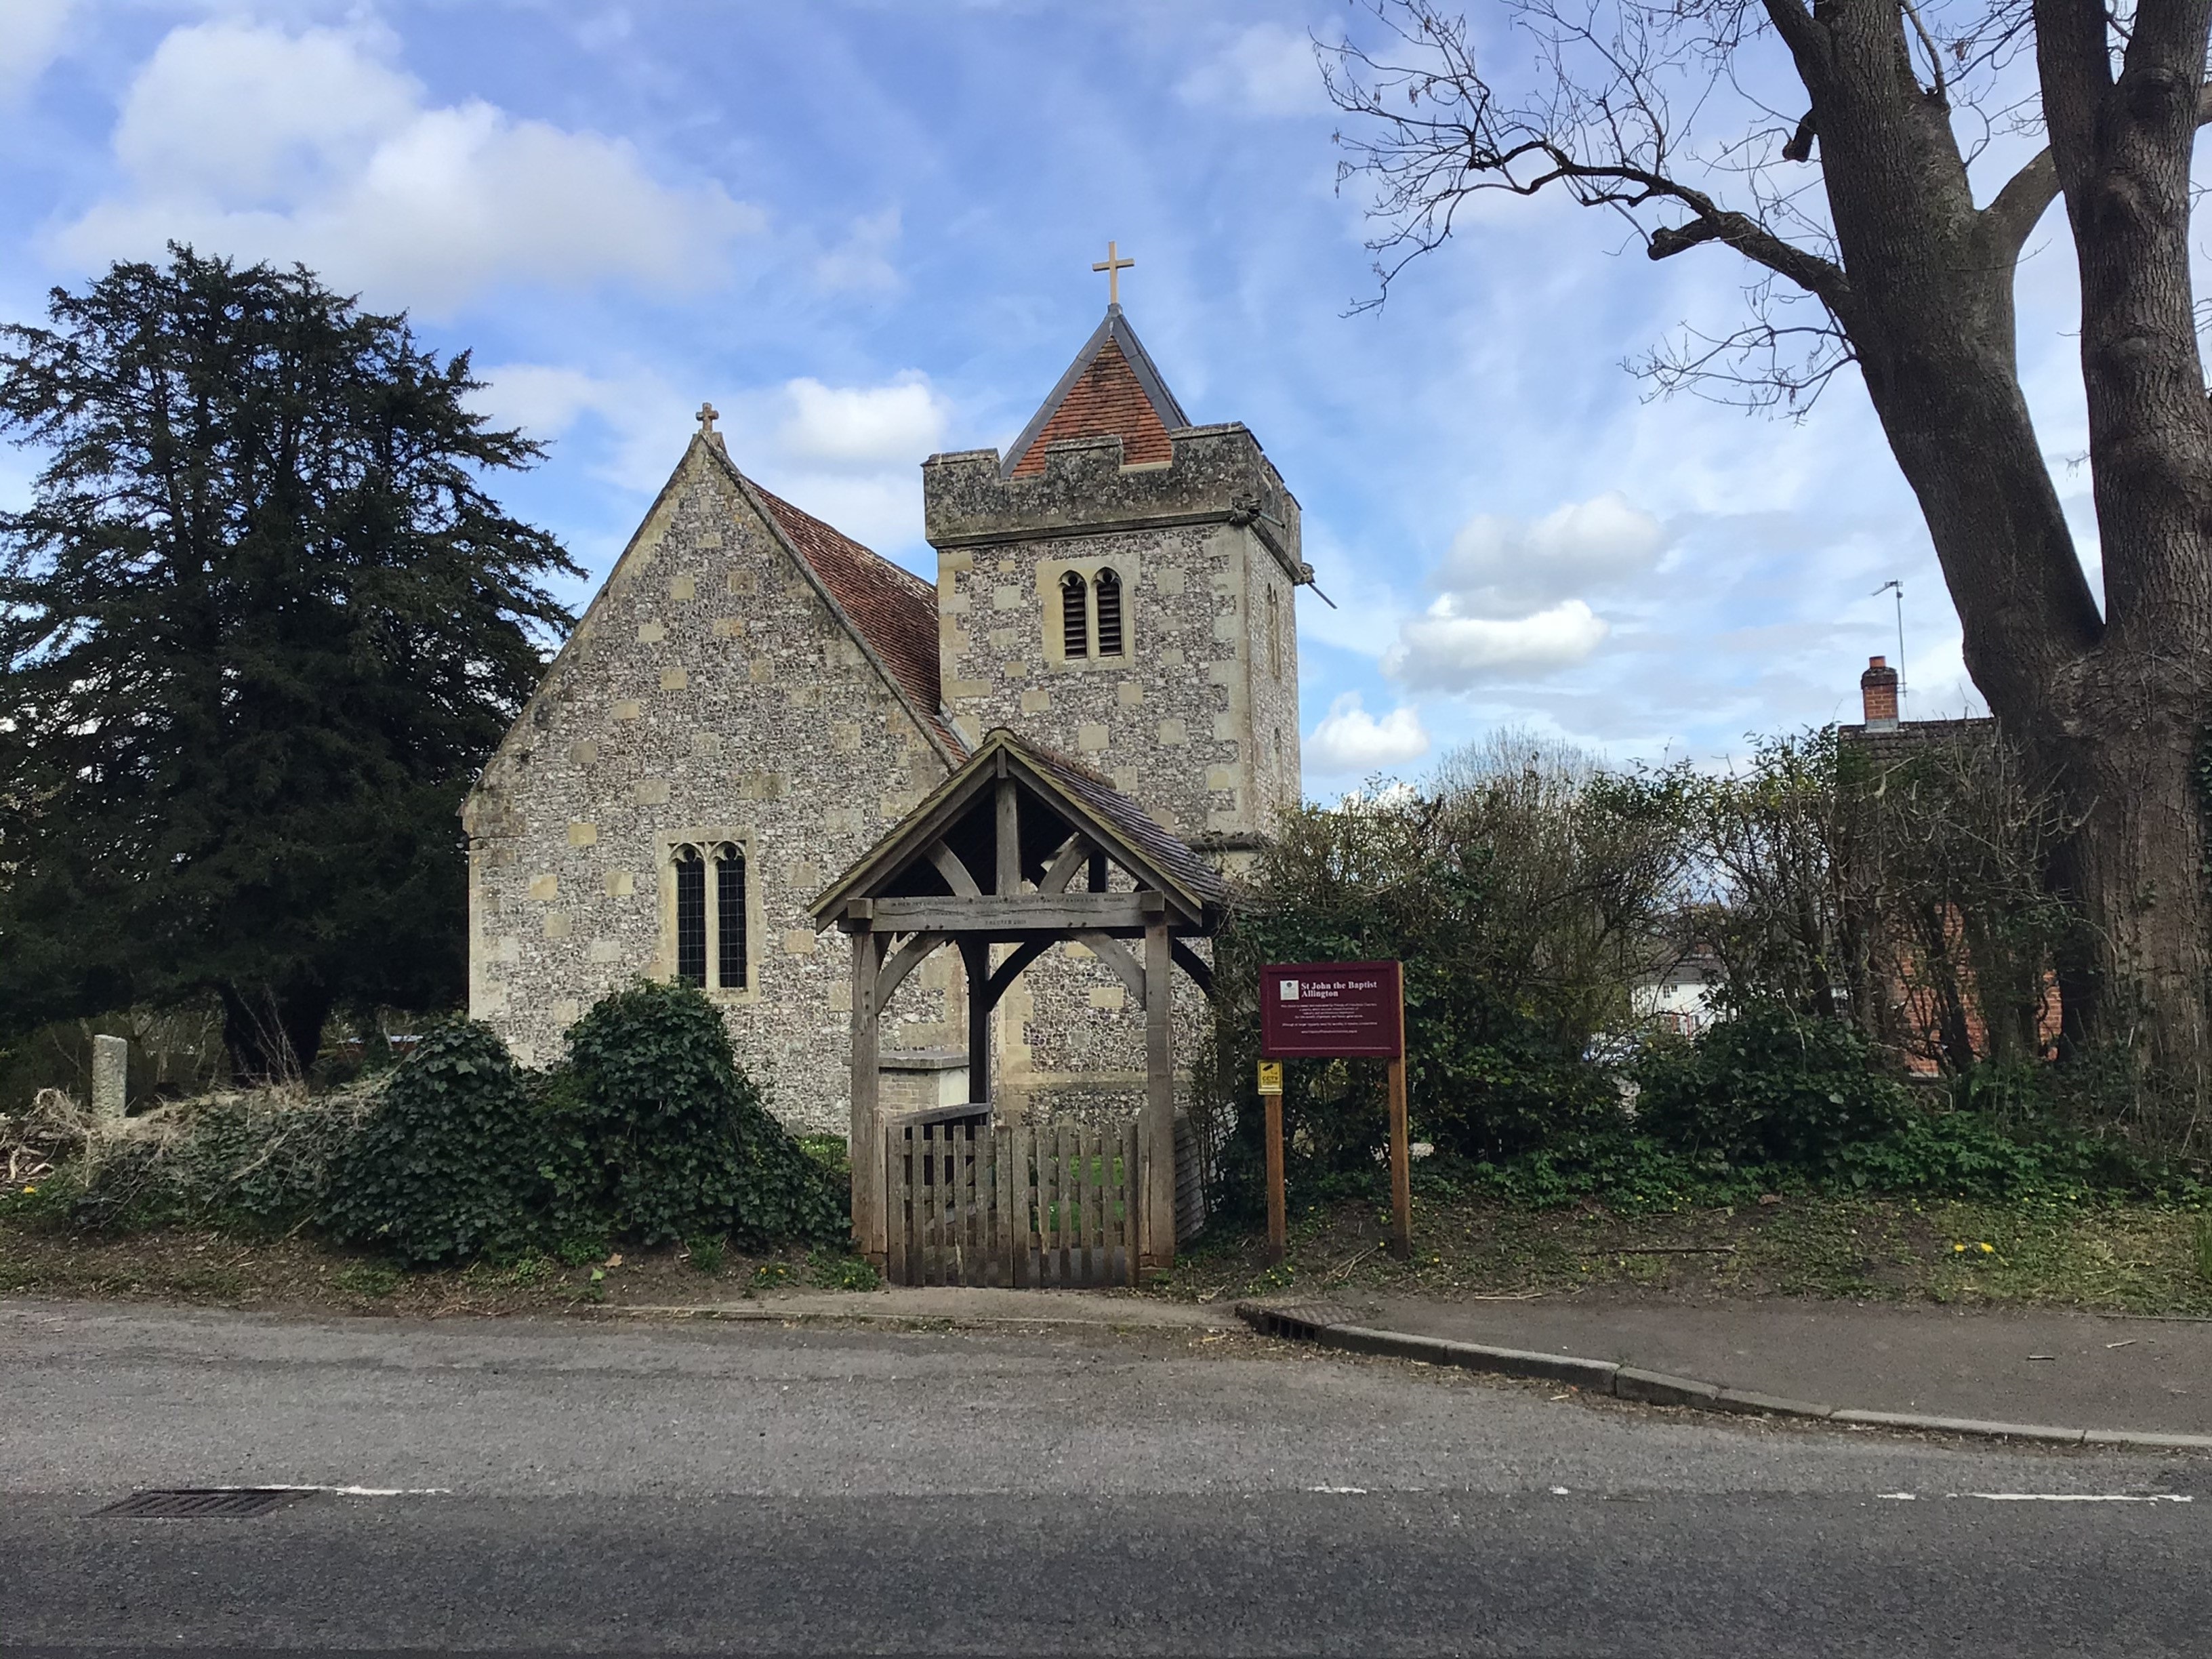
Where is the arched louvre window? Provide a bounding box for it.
[713,843,747,990]
[1093,567,1124,657]
[673,844,707,986]
[1060,571,1089,658]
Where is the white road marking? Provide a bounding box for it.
[1964,1504,2185,1513]
[1305,1486,1368,1494]
[264,1484,453,1497]
[1877,1492,1917,1500]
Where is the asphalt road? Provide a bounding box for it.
[3,1299,2207,1656]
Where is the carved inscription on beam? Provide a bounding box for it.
[869,894,1166,933]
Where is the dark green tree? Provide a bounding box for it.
[0,246,578,1078]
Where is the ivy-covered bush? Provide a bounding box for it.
[550,979,845,1248]
[1633,1002,1910,1170]
[321,1019,549,1263]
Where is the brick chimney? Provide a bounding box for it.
[1860,655,1900,731]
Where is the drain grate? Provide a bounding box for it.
[98,1487,310,1519]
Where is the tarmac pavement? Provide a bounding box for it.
[1359,1292,2212,1435]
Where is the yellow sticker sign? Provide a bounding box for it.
[1256,1061,1284,1094]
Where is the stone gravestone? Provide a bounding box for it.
[91,1034,127,1120]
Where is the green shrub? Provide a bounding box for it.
[1634,1004,1909,1170]
[550,979,845,1248]
[320,1020,549,1263]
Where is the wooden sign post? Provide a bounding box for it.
[1257,1060,1286,1264]
[1259,961,1412,1261]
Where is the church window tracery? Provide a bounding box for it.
[714,843,748,989]
[668,836,753,994]
[674,846,708,985]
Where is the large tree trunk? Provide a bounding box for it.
[1765,0,2212,1124]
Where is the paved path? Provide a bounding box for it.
[3,1298,2207,1654]
[1362,1293,2212,1433]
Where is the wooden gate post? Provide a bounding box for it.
[1141,904,1175,1271]
[848,921,884,1263]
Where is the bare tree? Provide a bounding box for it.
[1325,0,2212,1104]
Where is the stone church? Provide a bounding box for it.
[463,302,1307,1137]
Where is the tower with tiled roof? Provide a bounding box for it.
[924,304,1307,855]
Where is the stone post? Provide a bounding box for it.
[91,1034,127,1121]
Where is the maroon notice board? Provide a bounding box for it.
[1260,960,1404,1059]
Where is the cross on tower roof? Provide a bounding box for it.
[696,401,720,434]
[1091,240,1134,308]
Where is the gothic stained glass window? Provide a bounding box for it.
[673,845,707,985]
[1094,567,1124,657]
[713,843,747,990]
[1061,571,1089,658]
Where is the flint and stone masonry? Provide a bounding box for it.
[465,306,1305,1137]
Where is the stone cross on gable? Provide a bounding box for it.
[1092,241,1134,307]
[697,402,720,434]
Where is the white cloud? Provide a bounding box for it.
[0,0,73,98]
[1305,692,1431,773]
[1374,494,1662,691]
[1434,492,1666,613]
[778,376,948,469]
[54,20,762,312]
[1178,24,1329,117]
[1385,598,1610,688]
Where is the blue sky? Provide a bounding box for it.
[0,1,2110,793]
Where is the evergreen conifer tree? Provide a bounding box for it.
[0,247,578,1078]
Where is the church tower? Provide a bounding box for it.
[923,303,1306,859]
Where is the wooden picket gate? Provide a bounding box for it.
[885,1118,1141,1288]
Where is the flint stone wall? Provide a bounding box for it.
[464,437,957,1132]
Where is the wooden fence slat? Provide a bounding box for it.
[1036,1122,1053,1288]
[942,1122,958,1286]
[1056,1122,1073,1288]
[1079,1125,1098,1286]
[971,1122,986,1287]
[962,1121,980,1286]
[979,1122,996,1288]
[1124,1118,1140,1286]
[926,1124,943,1288]
[887,1125,906,1286]
[1026,1124,1044,1292]
[1064,1122,1082,1286]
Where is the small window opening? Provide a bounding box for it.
[674,845,707,986]
[713,844,747,989]
[1094,567,1124,657]
[1267,586,1282,679]
[1061,571,1090,659]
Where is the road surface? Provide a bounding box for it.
[3,1300,2205,1655]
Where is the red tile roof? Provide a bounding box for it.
[1009,321,1186,476]
[751,483,962,758]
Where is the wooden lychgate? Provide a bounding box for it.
[810,728,1224,1277]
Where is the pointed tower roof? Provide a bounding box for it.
[1002,306,1191,478]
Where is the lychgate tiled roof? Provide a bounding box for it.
[748,482,963,758]
[1010,734,1229,911]
[1006,306,1191,478]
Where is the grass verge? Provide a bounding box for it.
[1149,1191,2212,1316]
